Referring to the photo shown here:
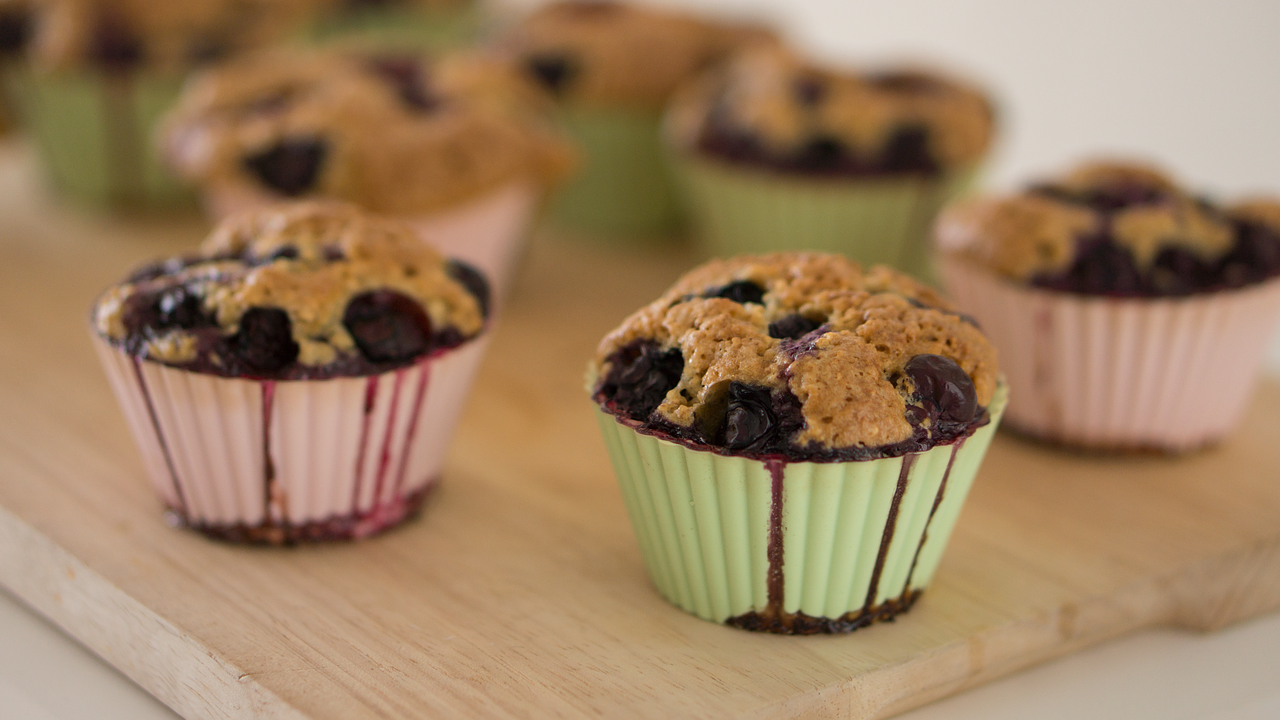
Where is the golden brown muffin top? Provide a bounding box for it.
[160,48,578,214]
[666,44,995,173]
[497,0,774,110]
[937,160,1280,295]
[23,0,305,72]
[591,253,999,456]
[94,202,488,379]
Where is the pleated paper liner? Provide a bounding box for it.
[204,181,539,303]
[12,69,193,207]
[543,107,685,239]
[672,153,975,278]
[940,256,1280,451]
[594,383,1006,633]
[93,335,488,543]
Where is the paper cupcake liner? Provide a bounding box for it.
[673,153,975,278]
[205,182,538,302]
[545,107,684,238]
[940,257,1280,451]
[12,69,192,207]
[93,335,488,543]
[300,2,484,52]
[594,385,1005,633]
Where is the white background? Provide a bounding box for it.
[4,0,1280,717]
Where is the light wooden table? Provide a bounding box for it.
[2,134,1280,718]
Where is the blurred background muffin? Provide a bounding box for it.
[161,47,576,295]
[666,43,994,276]
[497,0,773,239]
[936,159,1280,451]
[10,0,304,207]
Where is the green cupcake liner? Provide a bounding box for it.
[673,153,976,278]
[545,107,684,239]
[301,3,484,52]
[594,383,1006,631]
[12,69,193,207]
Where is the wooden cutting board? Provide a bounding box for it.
[1,142,1279,720]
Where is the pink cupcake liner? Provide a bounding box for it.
[204,182,538,301]
[93,335,488,542]
[940,257,1280,451]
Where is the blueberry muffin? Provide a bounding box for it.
[666,44,995,271]
[589,252,1006,633]
[936,160,1280,451]
[499,0,775,237]
[92,202,492,543]
[12,0,302,205]
[161,47,576,292]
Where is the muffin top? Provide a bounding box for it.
[666,44,995,176]
[20,0,304,72]
[936,160,1280,296]
[93,202,490,380]
[498,0,772,110]
[161,48,577,214]
[590,253,1000,461]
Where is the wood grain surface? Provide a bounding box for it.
[1,141,1279,720]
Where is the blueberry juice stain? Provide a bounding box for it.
[725,443,963,635]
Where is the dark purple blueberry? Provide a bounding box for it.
[155,286,213,330]
[232,308,299,372]
[0,8,32,56]
[768,314,822,340]
[707,280,766,305]
[90,13,144,71]
[342,290,433,364]
[446,260,491,319]
[722,383,775,450]
[793,135,847,172]
[1035,238,1143,295]
[524,54,579,96]
[904,354,977,424]
[243,138,327,197]
[878,125,937,174]
[322,245,346,262]
[600,341,684,421]
[793,76,827,106]
[1220,221,1280,287]
[1149,247,1214,295]
[365,56,438,112]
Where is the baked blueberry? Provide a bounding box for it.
[524,54,579,96]
[233,307,299,372]
[707,280,766,305]
[0,7,31,56]
[904,354,977,424]
[243,139,327,197]
[343,291,432,364]
[768,314,822,340]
